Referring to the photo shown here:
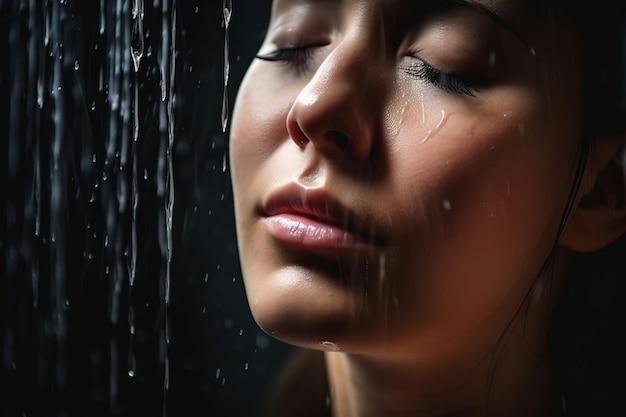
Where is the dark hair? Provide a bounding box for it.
[486,3,626,414]
[575,2,626,136]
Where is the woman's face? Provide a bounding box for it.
[230,0,581,355]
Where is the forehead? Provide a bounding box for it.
[272,0,519,17]
[270,0,527,34]
[270,0,532,46]
[268,0,573,54]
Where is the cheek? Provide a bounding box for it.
[230,68,299,188]
[381,99,578,335]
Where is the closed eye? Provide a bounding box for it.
[400,59,483,96]
[256,46,319,75]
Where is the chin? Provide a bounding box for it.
[242,262,376,352]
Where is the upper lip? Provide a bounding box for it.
[259,184,386,246]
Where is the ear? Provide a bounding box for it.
[561,136,626,253]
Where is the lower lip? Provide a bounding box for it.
[263,214,368,250]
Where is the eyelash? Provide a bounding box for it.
[257,46,481,97]
[400,59,480,97]
[256,46,318,74]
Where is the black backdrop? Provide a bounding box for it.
[1,1,293,416]
[3,1,626,417]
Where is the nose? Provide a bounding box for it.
[286,33,385,160]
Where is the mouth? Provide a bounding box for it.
[259,184,386,252]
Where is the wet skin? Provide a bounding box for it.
[230,0,587,415]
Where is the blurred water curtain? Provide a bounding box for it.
[0,0,228,415]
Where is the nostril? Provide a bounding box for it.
[326,130,352,151]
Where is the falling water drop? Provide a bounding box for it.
[221,0,232,132]
[131,0,145,73]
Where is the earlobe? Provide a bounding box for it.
[561,141,626,253]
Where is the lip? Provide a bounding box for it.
[259,185,385,252]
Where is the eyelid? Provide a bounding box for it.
[400,57,484,96]
[255,45,325,76]
[256,46,315,62]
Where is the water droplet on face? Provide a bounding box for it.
[421,109,448,143]
[320,341,339,351]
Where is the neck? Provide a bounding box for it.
[325,348,556,417]
[324,249,573,417]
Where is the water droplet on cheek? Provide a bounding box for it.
[420,109,448,143]
[320,341,340,351]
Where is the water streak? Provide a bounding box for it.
[221,0,233,132]
[128,0,145,384]
[158,0,177,413]
[2,0,229,415]
[131,0,145,72]
[51,0,69,405]
[420,109,447,144]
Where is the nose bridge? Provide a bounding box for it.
[287,18,386,158]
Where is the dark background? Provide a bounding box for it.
[3,1,625,417]
[1,0,293,416]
